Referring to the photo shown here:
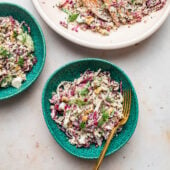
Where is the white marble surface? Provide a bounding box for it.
[0,0,170,170]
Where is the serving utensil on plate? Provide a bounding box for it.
[93,89,132,170]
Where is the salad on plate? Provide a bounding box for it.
[56,0,166,35]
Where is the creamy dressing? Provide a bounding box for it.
[56,0,166,35]
[0,17,37,88]
[50,69,124,147]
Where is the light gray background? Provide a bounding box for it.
[0,0,170,170]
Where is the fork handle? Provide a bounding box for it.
[93,126,118,170]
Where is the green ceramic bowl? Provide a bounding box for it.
[0,3,46,100]
[42,58,138,159]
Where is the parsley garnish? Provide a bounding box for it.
[80,122,86,129]
[102,111,109,121]
[18,57,24,67]
[80,82,90,96]
[0,75,12,86]
[22,34,27,43]
[98,119,105,127]
[98,107,109,127]
[106,97,112,103]
[80,88,89,96]
[68,13,79,22]
[0,46,10,57]
[69,99,88,107]
[98,77,102,82]
[109,87,113,92]
[101,3,107,10]
[13,30,18,38]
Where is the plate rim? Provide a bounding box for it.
[32,0,170,50]
[41,58,139,159]
[0,2,46,100]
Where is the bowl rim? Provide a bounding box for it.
[42,58,139,159]
[32,0,170,50]
[0,2,46,100]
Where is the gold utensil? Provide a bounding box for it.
[93,89,132,170]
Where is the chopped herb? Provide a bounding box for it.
[98,108,109,127]
[0,75,12,86]
[80,82,90,96]
[101,3,106,10]
[77,100,88,106]
[69,99,88,107]
[86,82,90,87]
[68,13,79,22]
[17,33,27,44]
[106,97,112,103]
[80,122,86,129]
[109,87,112,92]
[0,78,6,86]
[98,118,105,127]
[13,30,18,38]
[0,46,10,57]
[131,0,135,3]
[101,106,109,121]
[98,77,102,82]
[101,106,106,113]
[80,88,89,96]
[17,57,24,67]
[102,111,109,121]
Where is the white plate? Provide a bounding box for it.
[32,0,170,49]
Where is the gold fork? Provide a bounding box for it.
[93,89,132,170]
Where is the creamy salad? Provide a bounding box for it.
[56,0,166,35]
[50,69,124,147]
[0,17,37,88]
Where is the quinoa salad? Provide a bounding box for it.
[0,17,37,88]
[56,0,166,35]
[50,69,124,147]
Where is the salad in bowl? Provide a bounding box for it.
[50,69,124,147]
[42,58,138,158]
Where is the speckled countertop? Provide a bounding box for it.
[0,0,170,170]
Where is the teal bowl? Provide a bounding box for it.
[0,3,46,100]
[42,58,138,159]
